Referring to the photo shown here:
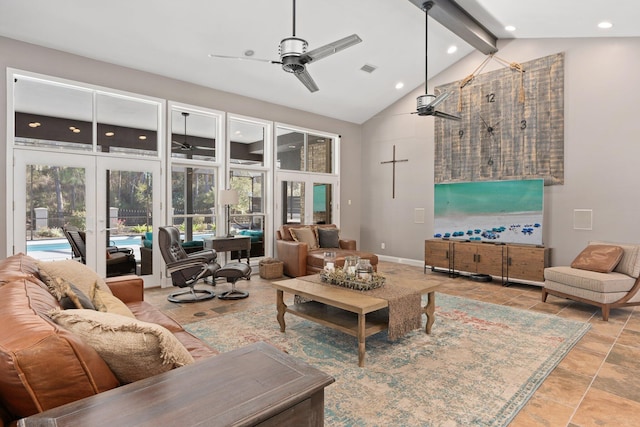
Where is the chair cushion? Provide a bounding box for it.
[570,244,624,273]
[290,227,319,249]
[317,227,340,248]
[544,266,636,293]
[589,241,640,278]
[49,309,195,384]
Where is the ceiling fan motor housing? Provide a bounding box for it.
[416,94,436,113]
[280,37,308,73]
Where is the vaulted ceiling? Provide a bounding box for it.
[1,0,639,124]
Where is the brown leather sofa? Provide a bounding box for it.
[0,253,216,426]
[276,224,378,277]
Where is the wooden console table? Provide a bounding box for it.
[424,239,551,284]
[204,235,251,264]
[19,342,334,427]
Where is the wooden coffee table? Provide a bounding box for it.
[272,277,440,367]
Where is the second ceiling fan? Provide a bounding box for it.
[413,0,460,120]
[209,0,362,93]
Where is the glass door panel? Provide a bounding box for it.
[171,165,217,242]
[313,183,332,224]
[281,180,304,225]
[229,170,265,259]
[13,150,95,262]
[276,172,338,229]
[97,158,161,282]
[25,165,87,261]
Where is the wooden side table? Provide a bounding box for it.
[204,235,251,264]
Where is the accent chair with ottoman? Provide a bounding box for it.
[158,226,251,302]
[542,241,640,320]
[275,224,378,277]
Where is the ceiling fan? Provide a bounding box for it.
[414,1,460,120]
[208,0,362,93]
[171,112,216,154]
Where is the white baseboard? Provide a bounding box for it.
[376,254,423,268]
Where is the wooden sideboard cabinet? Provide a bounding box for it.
[452,241,504,277]
[425,239,551,284]
[424,239,451,272]
[506,244,551,283]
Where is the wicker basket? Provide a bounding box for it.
[259,258,284,279]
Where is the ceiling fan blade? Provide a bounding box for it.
[208,54,281,65]
[294,69,319,92]
[299,34,362,64]
[433,110,461,121]
[427,91,451,109]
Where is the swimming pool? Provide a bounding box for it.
[27,235,144,253]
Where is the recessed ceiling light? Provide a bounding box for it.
[447,45,458,54]
[105,131,115,137]
[244,49,255,57]
[505,25,516,32]
[598,21,613,29]
[395,82,404,90]
[139,135,147,140]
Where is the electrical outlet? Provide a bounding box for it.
[381,242,385,249]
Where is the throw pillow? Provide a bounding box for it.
[290,227,318,250]
[60,281,96,310]
[90,283,136,318]
[38,269,94,308]
[37,259,113,295]
[571,244,625,273]
[48,309,195,384]
[317,227,340,248]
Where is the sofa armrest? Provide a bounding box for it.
[105,275,144,303]
[276,240,308,277]
[339,239,357,250]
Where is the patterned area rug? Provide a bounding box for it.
[185,294,590,426]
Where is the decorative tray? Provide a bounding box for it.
[320,268,386,291]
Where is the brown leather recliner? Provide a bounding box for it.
[275,224,378,277]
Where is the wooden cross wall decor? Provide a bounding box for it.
[380,145,409,199]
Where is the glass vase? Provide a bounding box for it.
[356,259,373,281]
[323,251,336,272]
[344,256,360,276]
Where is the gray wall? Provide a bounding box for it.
[362,36,640,266]
[0,37,362,259]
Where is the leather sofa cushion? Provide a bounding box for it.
[0,278,119,419]
[307,249,379,271]
[279,224,337,242]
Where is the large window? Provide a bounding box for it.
[276,126,335,173]
[168,103,224,243]
[275,124,339,228]
[14,76,160,156]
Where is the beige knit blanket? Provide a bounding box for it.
[298,275,422,340]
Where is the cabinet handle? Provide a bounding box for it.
[445,250,449,259]
[508,257,512,266]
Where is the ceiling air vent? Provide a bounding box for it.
[360,64,377,73]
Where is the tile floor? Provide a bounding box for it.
[144,261,640,426]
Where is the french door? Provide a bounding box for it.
[13,149,161,284]
[275,172,339,228]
